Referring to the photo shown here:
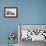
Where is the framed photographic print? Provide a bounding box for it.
[4,7,18,18]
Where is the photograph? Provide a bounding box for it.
[4,7,18,18]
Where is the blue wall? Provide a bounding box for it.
[0,0,46,44]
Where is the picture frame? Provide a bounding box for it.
[4,7,18,18]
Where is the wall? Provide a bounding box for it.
[0,0,46,44]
